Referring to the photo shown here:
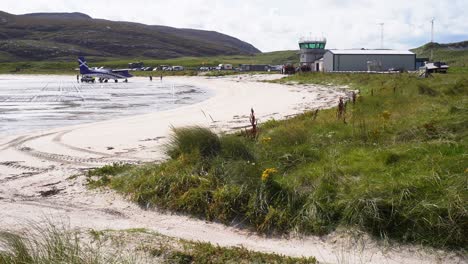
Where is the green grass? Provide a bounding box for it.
[0,223,317,263]
[0,223,130,264]
[411,41,468,67]
[0,11,262,62]
[87,71,468,249]
[166,242,316,264]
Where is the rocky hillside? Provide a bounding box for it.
[0,11,260,61]
[411,41,468,67]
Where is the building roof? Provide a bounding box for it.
[327,49,414,55]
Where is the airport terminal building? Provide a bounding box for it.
[297,37,416,72]
[322,50,416,72]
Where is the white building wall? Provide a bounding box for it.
[323,52,334,72]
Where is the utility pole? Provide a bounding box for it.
[430,18,435,43]
[430,18,435,61]
[378,23,384,49]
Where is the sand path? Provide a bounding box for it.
[0,75,463,264]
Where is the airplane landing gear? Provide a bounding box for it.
[104,79,108,83]
[115,79,118,83]
[124,79,128,83]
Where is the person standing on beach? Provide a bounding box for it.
[76,74,79,83]
[160,75,163,81]
[149,75,153,81]
[337,97,345,119]
[249,108,257,137]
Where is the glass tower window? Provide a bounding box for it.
[299,42,326,49]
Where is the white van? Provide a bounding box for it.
[172,66,184,71]
[218,64,233,70]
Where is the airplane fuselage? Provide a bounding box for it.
[78,57,133,81]
[82,69,132,80]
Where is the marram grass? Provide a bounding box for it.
[0,222,317,263]
[88,71,468,249]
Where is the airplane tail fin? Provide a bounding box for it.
[78,57,91,74]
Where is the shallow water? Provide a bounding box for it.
[0,75,211,136]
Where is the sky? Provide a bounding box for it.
[2,0,467,52]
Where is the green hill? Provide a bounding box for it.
[0,11,260,62]
[411,41,468,67]
[0,50,298,74]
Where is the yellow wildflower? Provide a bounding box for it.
[261,137,272,144]
[371,128,380,137]
[261,168,277,182]
[382,111,391,121]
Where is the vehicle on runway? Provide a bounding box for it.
[78,57,132,83]
[81,76,96,83]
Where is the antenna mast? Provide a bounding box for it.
[430,18,435,61]
[430,18,435,43]
[378,23,384,49]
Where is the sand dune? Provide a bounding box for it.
[0,74,461,264]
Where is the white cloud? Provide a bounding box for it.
[2,0,467,52]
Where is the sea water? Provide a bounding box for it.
[0,75,211,135]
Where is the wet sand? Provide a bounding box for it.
[0,75,210,135]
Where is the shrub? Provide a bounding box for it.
[166,126,221,159]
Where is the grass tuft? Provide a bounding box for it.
[0,222,127,264]
[166,126,221,159]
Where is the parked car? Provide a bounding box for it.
[388,67,405,73]
[172,66,184,71]
[217,64,233,70]
[80,76,95,83]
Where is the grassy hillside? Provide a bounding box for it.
[411,41,468,66]
[2,40,467,74]
[89,71,467,249]
[0,50,298,74]
[0,11,260,62]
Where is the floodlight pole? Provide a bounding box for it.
[378,23,384,49]
[430,18,435,61]
[431,18,435,43]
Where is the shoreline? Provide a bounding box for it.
[0,74,344,159]
[0,74,214,139]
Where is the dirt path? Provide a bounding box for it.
[0,75,463,264]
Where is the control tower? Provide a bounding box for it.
[298,37,327,71]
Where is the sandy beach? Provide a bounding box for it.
[0,74,462,264]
